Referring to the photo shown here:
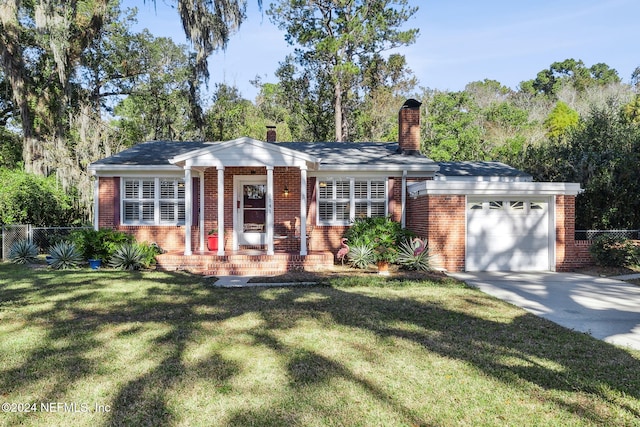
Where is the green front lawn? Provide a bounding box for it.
[1,263,639,426]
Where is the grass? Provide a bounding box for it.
[1,262,640,426]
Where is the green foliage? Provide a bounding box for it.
[343,216,412,264]
[396,238,432,271]
[8,239,39,264]
[69,228,134,261]
[524,101,640,229]
[108,243,145,270]
[346,242,376,269]
[423,91,484,161]
[48,241,84,270]
[137,242,163,268]
[0,169,79,226]
[544,101,579,140]
[589,235,639,268]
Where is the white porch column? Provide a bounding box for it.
[217,166,225,256]
[184,166,192,255]
[199,171,205,251]
[299,165,308,255]
[266,166,274,255]
[93,176,99,231]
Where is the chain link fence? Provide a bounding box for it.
[2,225,92,259]
[575,229,640,241]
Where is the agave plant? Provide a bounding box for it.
[48,241,84,270]
[8,239,39,264]
[346,242,375,269]
[109,243,145,270]
[396,238,432,271]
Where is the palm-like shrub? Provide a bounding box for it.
[109,243,145,270]
[8,239,39,264]
[346,242,375,269]
[48,241,83,270]
[396,238,432,271]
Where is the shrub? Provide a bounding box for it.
[69,228,134,260]
[48,241,84,270]
[589,235,639,267]
[396,238,432,271]
[8,239,39,264]
[343,216,413,264]
[346,242,375,269]
[137,242,164,268]
[109,243,145,270]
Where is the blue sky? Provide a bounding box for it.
[124,0,639,101]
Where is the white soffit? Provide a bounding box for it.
[408,180,583,197]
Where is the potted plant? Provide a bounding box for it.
[373,235,397,275]
[207,229,220,251]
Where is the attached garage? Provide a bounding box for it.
[466,198,551,271]
[407,176,583,273]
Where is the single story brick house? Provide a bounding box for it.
[88,99,591,274]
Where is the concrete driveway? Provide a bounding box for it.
[450,271,640,351]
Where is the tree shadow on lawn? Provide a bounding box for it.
[1,266,640,426]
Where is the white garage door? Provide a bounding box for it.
[466,198,550,271]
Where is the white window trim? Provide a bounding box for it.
[121,177,186,226]
[316,177,388,226]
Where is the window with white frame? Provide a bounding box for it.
[317,178,387,224]
[122,178,185,225]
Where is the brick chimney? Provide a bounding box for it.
[266,125,277,142]
[398,99,422,155]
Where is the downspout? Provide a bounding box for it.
[401,170,407,228]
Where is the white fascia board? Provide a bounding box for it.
[408,180,583,197]
[88,164,182,177]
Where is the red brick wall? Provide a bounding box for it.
[97,172,414,255]
[426,195,466,271]
[555,195,593,270]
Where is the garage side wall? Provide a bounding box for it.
[407,194,466,272]
[555,195,593,270]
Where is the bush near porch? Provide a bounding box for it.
[2,263,639,426]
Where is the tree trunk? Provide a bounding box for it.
[334,80,342,142]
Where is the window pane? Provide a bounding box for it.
[160,180,175,198]
[318,180,331,199]
[160,202,175,221]
[370,181,385,199]
[124,201,139,220]
[335,180,349,199]
[489,201,503,210]
[124,180,138,198]
[141,202,154,221]
[318,202,332,220]
[370,202,385,217]
[354,181,367,199]
[142,180,155,198]
[336,202,349,220]
[510,201,525,210]
[178,202,185,221]
[355,202,367,218]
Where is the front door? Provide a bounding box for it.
[236,179,267,246]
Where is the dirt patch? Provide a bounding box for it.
[247,264,447,283]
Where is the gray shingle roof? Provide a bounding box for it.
[89,140,438,168]
[436,161,532,178]
[91,141,212,166]
[276,141,438,166]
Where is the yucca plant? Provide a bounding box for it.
[109,243,145,270]
[396,238,432,271]
[346,242,375,269]
[48,241,83,270]
[8,239,39,264]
